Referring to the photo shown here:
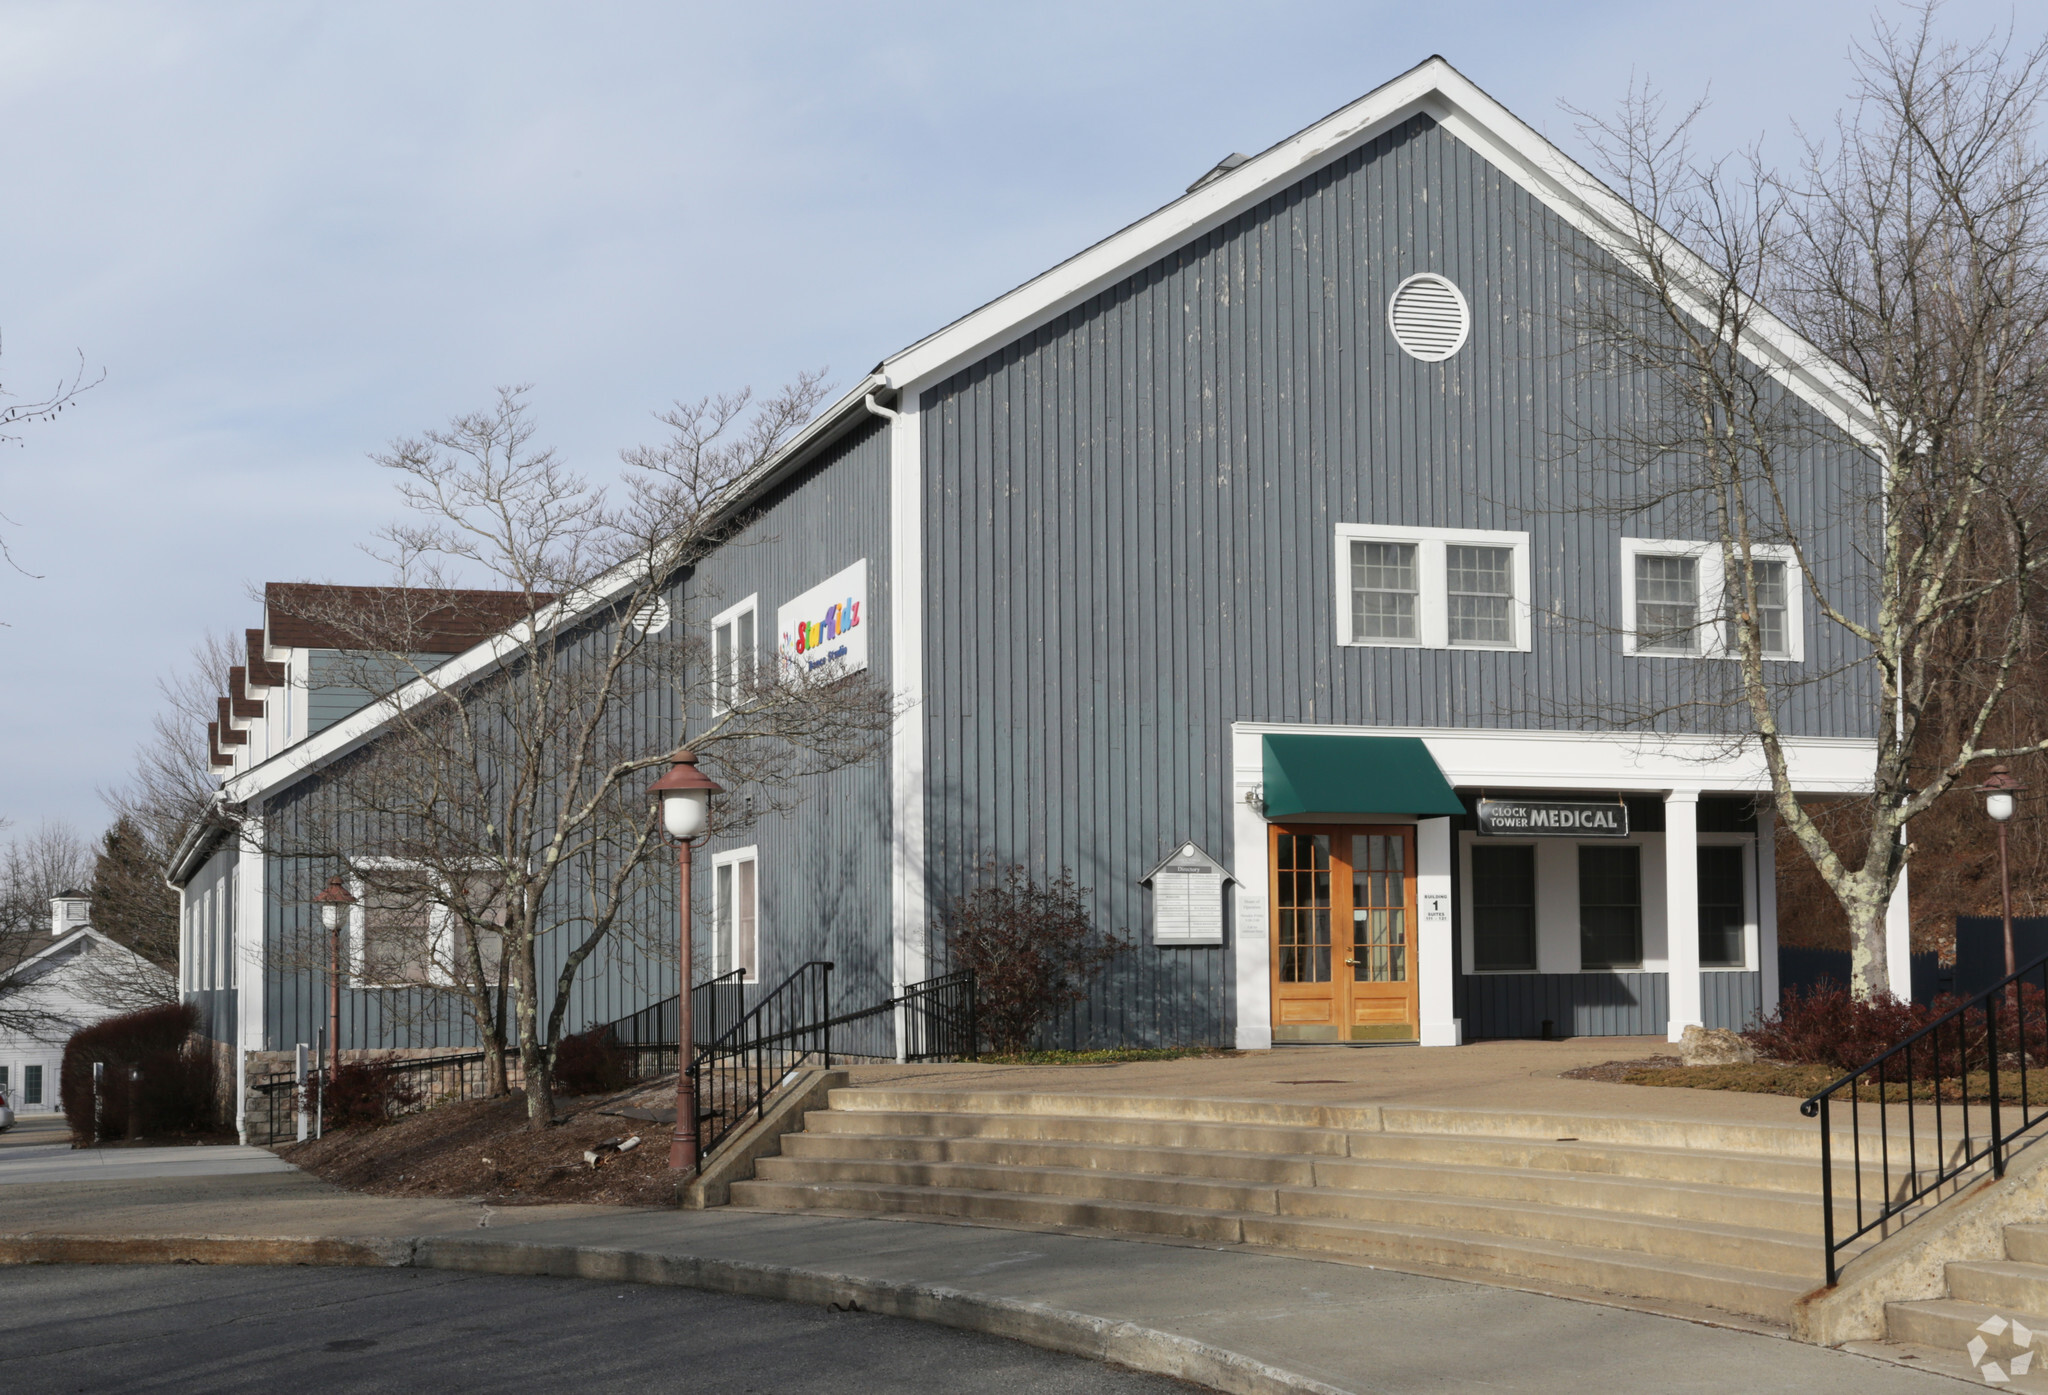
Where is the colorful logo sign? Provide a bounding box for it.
[778,559,869,677]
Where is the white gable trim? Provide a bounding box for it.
[878,56,1879,446]
[2,927,159,984]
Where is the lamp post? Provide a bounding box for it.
[649,750,723,1171]
[314,877,355,1083]
[1983,766,2025,980]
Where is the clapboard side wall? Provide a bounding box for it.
[258,420,894,1055]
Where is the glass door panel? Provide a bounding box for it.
[1275,833,1332,983]
[1351,833,1408,983]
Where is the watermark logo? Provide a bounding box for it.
[1967,1313,2037,1385]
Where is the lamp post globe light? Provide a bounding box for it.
[648,750,724,1171]
[1982,765,2026,980]
[312,876,356,1083]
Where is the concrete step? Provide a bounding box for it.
[799,1111,1914,1204]
[729,1175,1808,1323]
[1884,1297,2048,1385]
[1241,1213,1812,1323]
[802,1107,1351,1157]
[777,1130,1322,1186]
[1343,1128,1923,1198]
[1308,1156,1833,1233]
[728,1177,1248,1244]
[824,1088,1899,1162]
[1273,1186,1819,1277]
[2007,1224,2048,1265]
[752,1156,1281,1214]
[1948,1259,2048,1314]
[757,1153,1820,1277]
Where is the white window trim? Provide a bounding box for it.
[708,594,760,715]
[1619,538,1804,663]
[710,845,761,984]
[345,859,502,990]
[1334,523,1532,652]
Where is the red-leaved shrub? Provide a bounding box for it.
[942,862,1132,1055]
[322,1061,424,1129]
[1739,980,2048,1077]
[552,1027,629,1096]
[60,1003,216,1143]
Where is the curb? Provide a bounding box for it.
[0,1232,1352,1395]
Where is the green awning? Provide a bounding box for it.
[1261,734,1465,818]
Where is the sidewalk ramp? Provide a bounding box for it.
[730,1088,1898,1327]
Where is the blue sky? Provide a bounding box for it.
[0,0,2022,834]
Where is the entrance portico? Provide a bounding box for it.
[1231,723,1886,1050]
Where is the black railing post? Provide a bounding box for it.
[1991,990,2007,1179]
[1820,1093,1838,1287]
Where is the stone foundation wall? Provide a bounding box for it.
[238,1045,522,1145]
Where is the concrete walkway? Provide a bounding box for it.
[0,1163,1971,1394]
[0,1139,296,1186]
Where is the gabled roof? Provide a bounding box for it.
[0,928,165,992]
[210,54,1876,814]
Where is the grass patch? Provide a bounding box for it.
[972,1047,1236,1066]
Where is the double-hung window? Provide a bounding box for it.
[1621,540,1802,662]
[1351,542,1419,641]
[1724,559,1790,659]
[711,847,759,983]
[709,595,758,714]
[1336,525,1531,651]
[1446,545,1515,647]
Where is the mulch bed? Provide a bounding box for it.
[275,1086,686,1207]
[1561,1054,1841,1095]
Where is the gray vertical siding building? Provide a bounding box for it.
[175,57,1897,1133]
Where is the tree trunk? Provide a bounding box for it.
[1847,885,1892,1002]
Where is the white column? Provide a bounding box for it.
[1756,809,1780,1014]
[1886,856,1913,1001]
[1665,790,1702,1043]
[235,809,267,1146]
[886,389,927,1022]
[1417,816,1461,1046]
[1232,727,1273,1050]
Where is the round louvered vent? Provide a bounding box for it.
[1387,273,1470,361]
[629,597,671,636]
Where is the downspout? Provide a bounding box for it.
[862,376,909,1060]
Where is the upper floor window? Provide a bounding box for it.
[709,595,758,714]
[347,865,505,991]
[1336,525,1530,651]
[1621,539,1802,662]
[711,846,759,983]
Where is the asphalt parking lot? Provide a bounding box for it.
[0,1264,1203,1394]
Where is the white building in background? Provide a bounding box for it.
[0,894,175,1114]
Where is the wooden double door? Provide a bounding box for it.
[1270,824,1419,1043]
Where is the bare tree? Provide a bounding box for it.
[100,630,238,871]
[1560,5,2048,997]
[0,819,96,1038]
[264,378,893,1127]
[0,341,101,583]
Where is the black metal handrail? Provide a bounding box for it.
[1803,949,2048,1285]
[828,970,980,1062]
[689,960,835,1156]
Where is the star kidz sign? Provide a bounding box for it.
[778,559,869,678]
